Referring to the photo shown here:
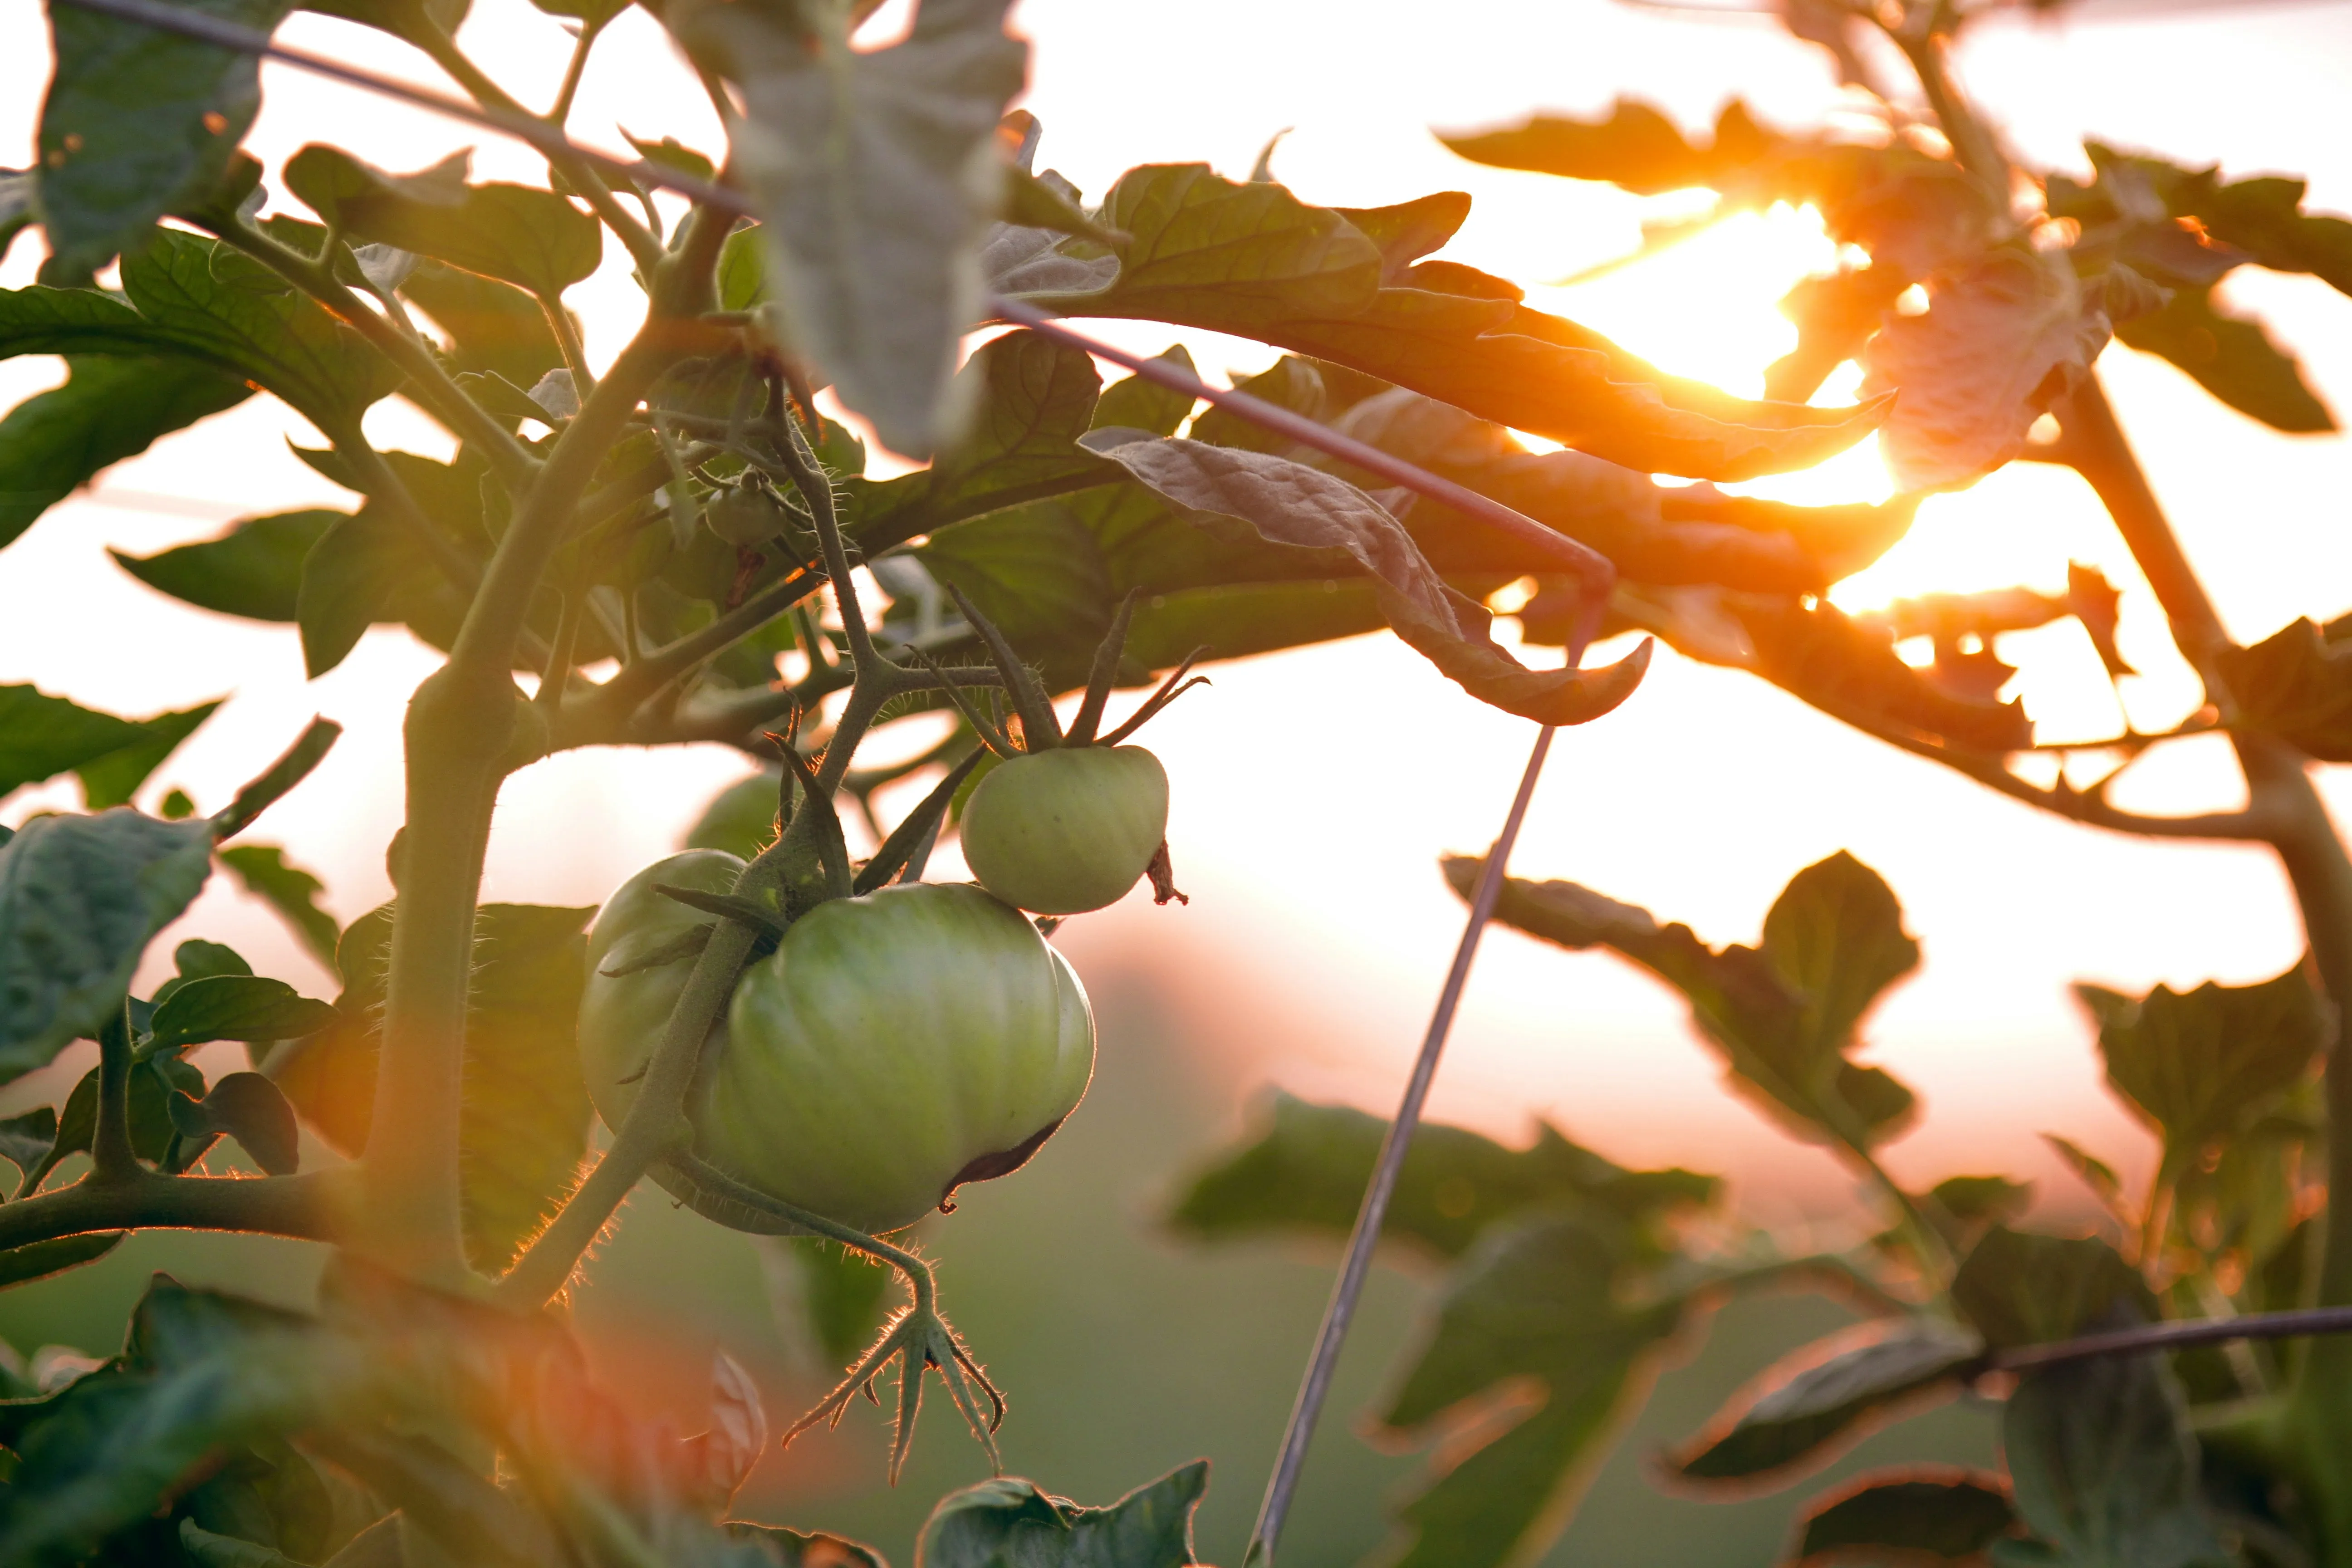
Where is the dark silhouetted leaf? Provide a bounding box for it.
[2216,616,2352,760]
[36,0,294,279]
[1170,1091,1713,1260]
[1079,434,1650,726]
[916,1460,1207,1568]
[2000,1350,2227,1568]
[0,1232,125,1290]
[76,699,221,811]
[686,0,1028,454]
[284,146,602,297]
[2118,282,2332,433]
[1793,1469,2016,1564]
[177,1520,309,1568]
[2077,962,2324,1187]
[1449,851,1920,1149]
[167,1070,302,1174]
[113,510,342,623]
[1950,1228,2155,1350]
[0,685,148,799]
[271,903,594,1271]
[1668,1318,1980,1485]
[0,1106,59,1179]
[724,1523,886,1568]
[0,809,215,1083]
[397,260,568,390]
[1767,265,1907,404]
[0,356,252,548]
[218,844,339,969]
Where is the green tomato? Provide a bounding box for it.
[707,480,790,546]
[579,848,748,1130]
[698,882,1093,1235]
[959,746,1169,915]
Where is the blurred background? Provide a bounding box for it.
[6,0,2352,1559]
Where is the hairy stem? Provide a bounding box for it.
[90,1003,140,1184]
[0,1166,357,1250]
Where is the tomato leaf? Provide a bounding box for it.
[35,0,294,280]
[1448,851,1920,1150]
[1169,1091,1714,1260]
[0,1107,60,1181]
[0,809,216,1084]
[0,1232,126,1293]
[0,685,149,799]
[147,975,336,1053]
[725,1523,887,1568]
[284,146,602,298]
[2075,962,2325,1184]
[76,699,222,812]
[270,903,595,1273]
[1021,163,1885,481]
[1666,1318,1982,1486]
[397,260,568,390]
[1950,1228,2155,1350]
[2215,615,2352,760]
[2001,1350,2227,1568]
[1078,434,1651,726]
[916,1460,1209,1568]
[0,356,253,549]
[176,1521,310,1568]
[683,0,1029,456]
[1862,249,2141,490]
[2117,282,2332,433]
[166,1070,302,1175]
[1792,1469,2018,1564]
[1372,1212,1688,1568]
[113,510,343,624]
[0,168,34,266]
[216,845,340,970]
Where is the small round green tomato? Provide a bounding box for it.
[959,746,1169,915]
[697,882,1093,1235]
[578,848,747,1131]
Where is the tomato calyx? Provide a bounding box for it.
[939,1116,1067,1214]
[924,585,1209,761]
[1147,841,1189,906]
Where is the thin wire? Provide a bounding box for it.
[1993,1303,2352,1372]
[49,0,1618,632]
[1242,722,1557,1568]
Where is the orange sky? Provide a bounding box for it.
[6,0,2352,1221]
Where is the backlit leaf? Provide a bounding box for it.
[2118,282,2333,433]
[217,844,340,968]
[0,809,215,1083]
[284,146,602,297]
[0,1232,125,1290]
[270,903,595,1272]
[166,1070,302,1175]
[76,699,221,811]
[113,509,341,624]
[917,1461,1207,1568]
[0,356,252,549]
[2215,615,2352,760]
[148,974,335,1053]
[36,0,294,279]
[398,260,568,390]
[0,685,149,799]
[1668,1318,1981,1485]
[1793,1469,2017,1564]
[1999,1351,2227,1568]
[689,0,1029,455]
[1950,1228,2155,1351]
[1078,433,1651,726]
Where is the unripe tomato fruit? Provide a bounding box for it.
[707,480,791,546]
[579,858,1094,1235]
[959,746,1169,915]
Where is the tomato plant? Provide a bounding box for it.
[7,0,2348,1563]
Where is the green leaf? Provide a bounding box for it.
[1441,101,1720,192]
[918,505,1114,657]
[0,809,216,1084]
[35,0,294,280]
[147,974,335,1052]
[1119,578,1387,671]
[1025,162,1887,481]
[0,356,253,549]
[0,168,34,266]
[284,146,602,297]
[272,903,595,1271]
[853,328,1113,554]
[2117,282,2333,433]
[1667,1318,1981,1485]
[178,1520,311,1568]
[397,260,568,390]
[1793,1470,2017,1564]
[0,1232,125,1290]
[218,844,341,968]
[167,1070,302,1175]
[916,1461,1207,1568]
[76,699,222,811]
[2077,963,2325,1183]
[113,510,342,623]
[1862,250,2138,490]
[1169,1091,1713,1259]
[1372,1212,1687,1568]
[2215,616,2352,760]
[0,1106,59,1179]
[1077,434,1651,726]
[295,506,451,678]
[1091,346,1198,438]
[1333,191,1474,281]
[295,0,468,46]
[1449,850,1921,1149]
[685,772,782,862]
[692,0,1029,455]
[0,684,148,798]
[1950,1228,2155,1350]
[1997,1353,2228,1568]
[724,1523,885,1568]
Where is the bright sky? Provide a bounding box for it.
[6,0,2352,1224]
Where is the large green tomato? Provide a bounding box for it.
[959,746,1169,915]
[579,848,747,1129]
[578,861,1094,1237]
[698,882,1093,1235]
